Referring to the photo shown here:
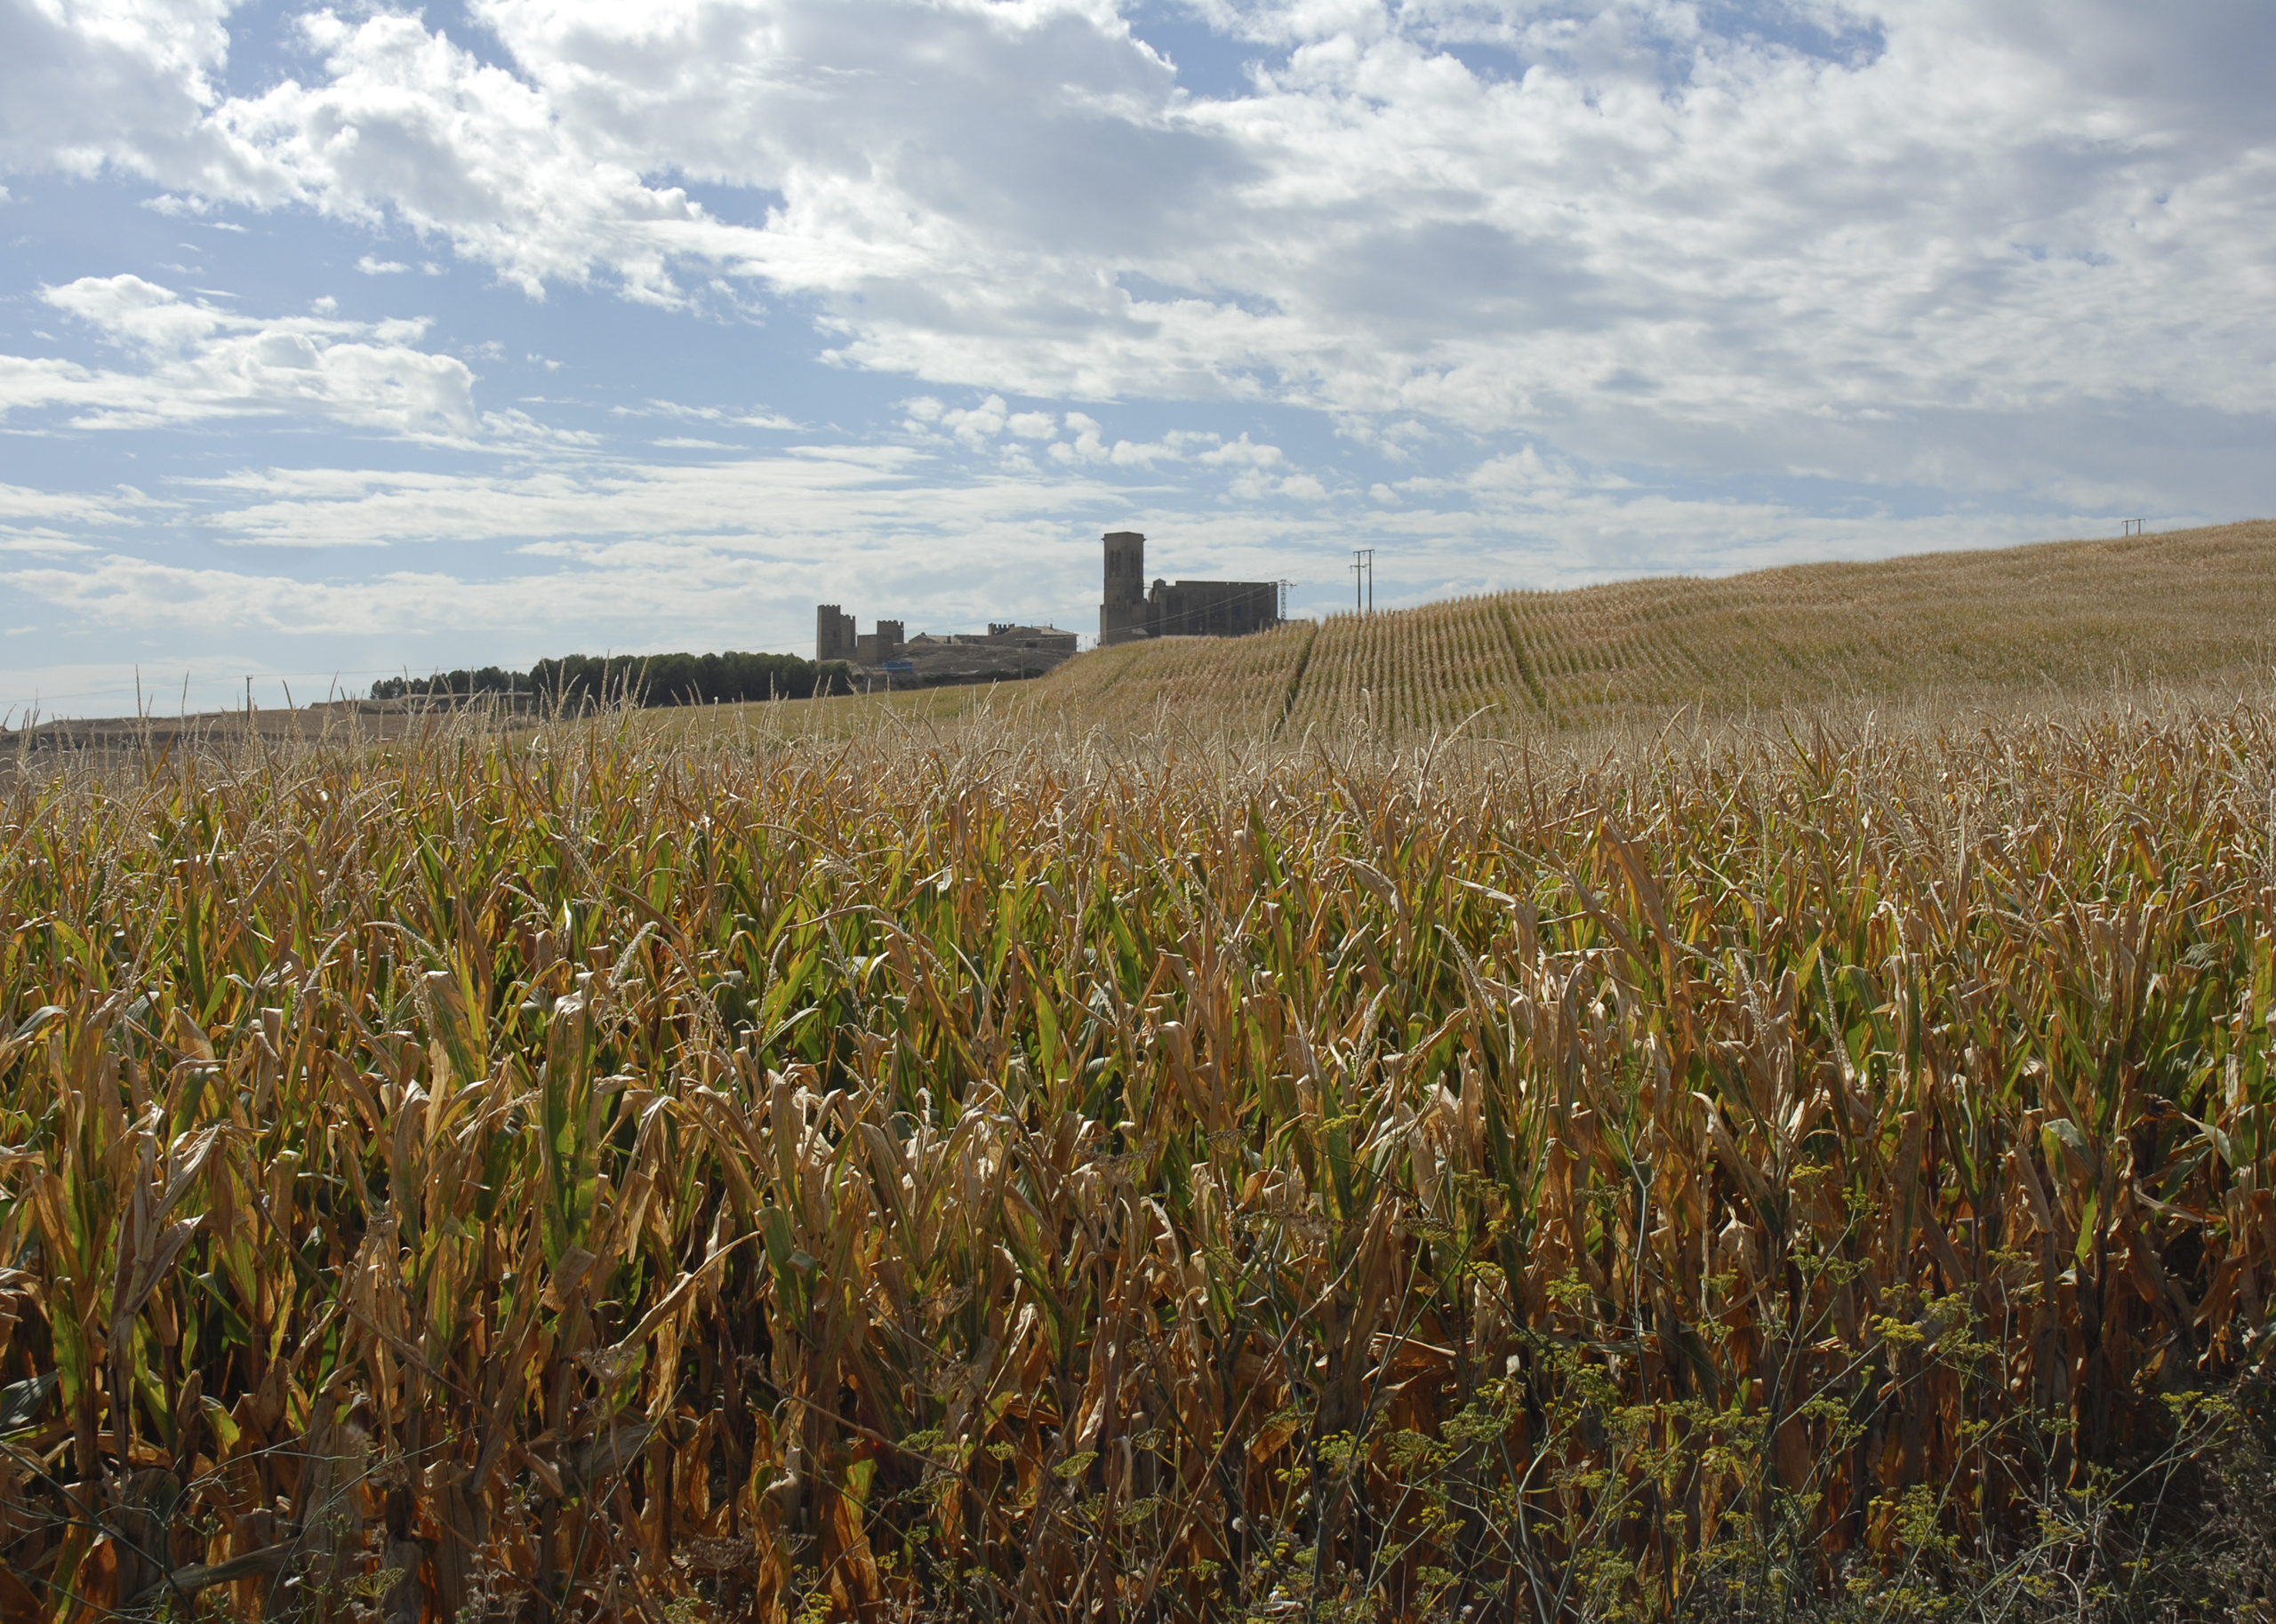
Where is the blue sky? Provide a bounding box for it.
[4,0,2272,718]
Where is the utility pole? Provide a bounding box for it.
[1351,548,1374,616]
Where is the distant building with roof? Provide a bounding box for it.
[1098,531,1281,646]
[814,604,1077,684]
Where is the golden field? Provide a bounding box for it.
[2,530,2276,1622]
[1036,520,2276,740]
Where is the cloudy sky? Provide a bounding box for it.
[3,0,2270,717]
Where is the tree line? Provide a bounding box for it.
[370,651,854,706]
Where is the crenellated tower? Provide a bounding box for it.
[816,604,857,662]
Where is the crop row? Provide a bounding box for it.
[2,707,2274,1619]
[1035,520,2276,741]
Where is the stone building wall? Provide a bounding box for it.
[1101,530,1150,646]
[1099,531,1280,644]
[816,604,858,662]
[1147,579,1279,639]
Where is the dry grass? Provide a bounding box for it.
[0,703,507,762]
[647,685,1003,742]
[3,683,2275,1621]
[1028,522,2276,741]
[0,688,1004,768]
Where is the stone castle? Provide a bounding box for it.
[1098,531,1281,646]
[814,606,1078,680]
[814,532,1280,677]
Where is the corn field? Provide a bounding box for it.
[1032,521,2276,741]
[3,700,2276,1622]
[1025,623,1317,737]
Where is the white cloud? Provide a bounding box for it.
[1043,412,1233,468]
[0,530,94,556]
[0,481,150,561]
[0,480,145,522]
[1467,445,1608,497]
[3,275,477,435]
[1199,433,1281,468]
[410,0,2267,496]
[1,0,2269,721]
[616,397,799,429]
[940,393,1008,447]
[188,8,770,304]
[0,436,2150,673]
[1048,412,1103,464]
[166,444,972,552]
[0,0,241,181]
[5,0,2270,498]
[0,443,1151,662]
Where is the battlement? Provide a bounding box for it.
[815,603,858,663]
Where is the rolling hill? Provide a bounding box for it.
[1034,519,2276,739]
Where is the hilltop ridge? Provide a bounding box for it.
[1035,520,2276,739]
